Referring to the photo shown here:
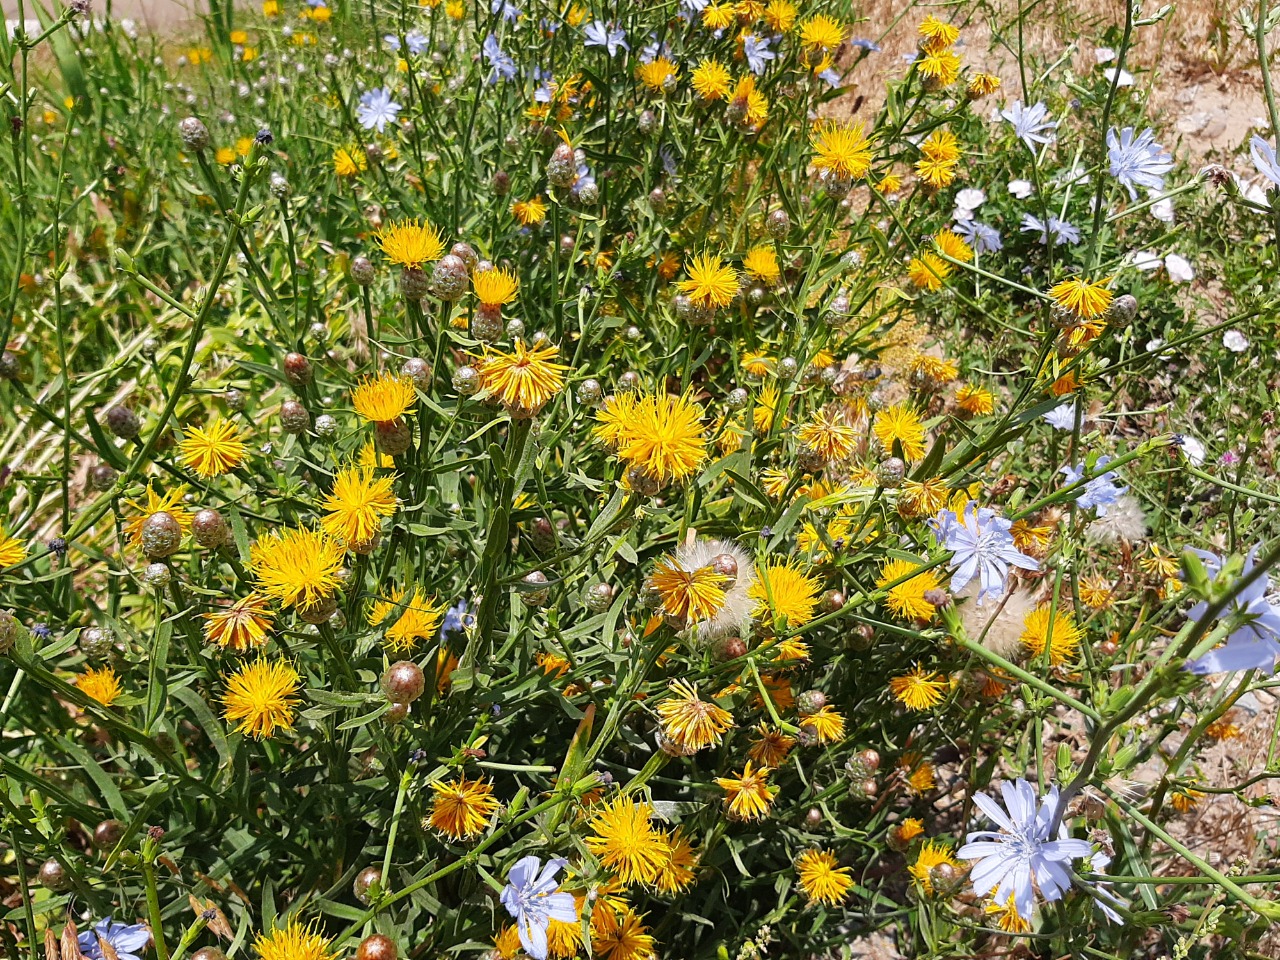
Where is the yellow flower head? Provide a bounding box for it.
[203,593,274,651]
[123,484,193,549]
[907,252,952,290]
[222,659,301,739]
[702,1,736,29]
[77,665,122,707]
[1049,277,1114,321]
[0,531,26,569]
[353,373,418,425]
[593,391,639,449]
[473,267,519,309]
[250,527,345,614]
[909,840,960,894]
[377,218,445,268]
[589,903,655,960]
[649,559,727,624]
[678,253,739,309]
[691,58,732,100]
[254,919,335,960]
[764,0,797,32]
[333,146,367,177]
[898,478,949,518]
[613,391,708,484]
[716,760,776,820]
[180,418,247,478]
[877,559,941,621]
[874,404,927,461]
[797,408,857,462]
[656,679,735,752]
[811,120,873,180]
[799,705,845,744]
[799,14,844,50]
[511,195,548,225]
[731,75,769,126]
[968,73,1001,98]
[653,829,698,894]
[477,339,569,417]
[918,16,959,48]
[795,849,852,905]
[1020,604,1084,666]
[917,46,961,86]
[955,383,995,416]
[742,244,780,284]
[368,585,445,653]
[1079,575,1115,610]
[319,468,396,552]
[889,664,949,711]
[748,723,795,766]
[584,796,670,886]
[428,777,500,838]
[750,561,821,628]
[934,229,974,264]
[752,382,780,433]
[636,57,679,92]
[985,895,1030,933]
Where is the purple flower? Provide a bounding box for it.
[500,856,577,960]
[78,919,151,960]
[491,0,521,22]
[583,20,627,56]
[1185,546,1280,675]
[929,503,1038,603]
[1059,456,1126,516]
[1107,126,1173,199]
[958,780,1093,921]
[1001,100,1057,151]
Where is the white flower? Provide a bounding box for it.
[1149,195,1175,223]
[1102,66,1134,87]
[1164,253,1195,282]
[1007,179,1034,199]
[955,187,986,211]
[1095,46,1116,63]
[1146,337,1166,351]
[1177,435,1206,466]
[1130,250,1162,272]
[1223,329,1249,353]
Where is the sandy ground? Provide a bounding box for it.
[2,0,203,29]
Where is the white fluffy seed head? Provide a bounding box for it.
[672,537,758,643]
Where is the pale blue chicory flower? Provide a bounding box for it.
[1020,213,1081,245]
[1088,850,1128,923]
[491,0,521,22]
[742,34,775,74]
[1042,402,1076,431]
[957,780,1093,921]
[954,218,1002,254]
[356,88,401,133]
[483,34,517,83]
[383,30,428,54]
[930,503,1038,603]
[1250,134,1280,189]
[1001,100,1057,151]
[1185,545,1280,675]
[583,20,627,56]
[1059,456,1126,516]
[500,856,577,960]
[78,918,151,960]
[1107,126,1173,199]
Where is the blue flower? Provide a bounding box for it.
[954,218,1002,254]
[1020,213,1080,245]
[1059,456,1126,516]
[742,34,775,75]
[491,0,521,22]
[383,30,428,54]
[483,34,517,83]
[1041,402,1076,431]
[1088,850,1129,923]
[440,599,474,639]
[500,856,577,960]
[817,64,843,87]
[78,918,151,960]
[356,87,401,133]
[1250,134,1280,189]
[583,20,627,56]
[1184,545,1280,675]
[957,780,1093,921]
[929,503,1038,603]
[1107,126,1173,200]
[1001,100,1057,151]
[850,37,881,51]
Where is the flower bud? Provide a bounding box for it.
[179,116,210,151]
[585,582,614,612]
[821,589,845,613]
[0,609,21,654]
[280,400,310,434]
[726,387,748,410]
[284,352,312,388]
[0,351,20,380]
[492,169,511,195]
[711,553,738,583]
[105,405,140,439]
[269,172,291,198]
[452,365,481,396]
[375,419,412,456]
[520,571,550,607]
[353,866,383,904]
[765,208,790,239]
[357,935,397,960]
[350,256,375,285]
[576,378,602,406]
[381,661,425,703]
[385,701,409,724]
[142,562,172,588]
[315,414,338,439]
[717,636,747,660]
[775,357,798,381]
[450,242,478,270]
[796,689,826,714]
[470,311,503,342]
[876,456,906,487]
[1107,293,1138,324]
[224,387,246,411]
[90,463,117,491]
[400,266,430,301]
[547,142,576,188]
[93,819,126,849]
[141,512,183,559]
[38,858,70,891]
[79,625,113,658]
[432,255,469,301]
[191,949,228,960]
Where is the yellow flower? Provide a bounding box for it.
[901,753,936,793]
[955,383,994,416]
[203,593,274,651]
[702,1,735,29]
[0,532,26,569]
[731,75,769,126]
[584,796,670,886]
[636,57,679,92]
[715,760,776,820]
[985,896,1030,933]
[898,478,949,518]
[797,408,857,461]
[377,218,445,268]
[877,559,941,621]
[123,484,193,548]
[1171,786,1205,812]
[236,136,254,158]
[653,829,698,894]
[748,724,795,766]
[320,464,397,547]
[222,659,301,739]
[799,14,844,50]
[907,253,951,290]
[909,840,960,894]
[445,0,464,17]
[478,339,569,417]
[262,0,279,15]
[800,705,845,744]
[752,382,780,433]
[750,561,821,628]
[889,664,949,711]
[1049,277,1113,321]
[511,195,548,225]
[811,120,873,180]
[352,373,418,425]
[967,72,1001,98]
[763,0,797,32]
[77,666,122,707]
[368,585,445,653]
[917,46,961,86]
[612,391,708,484]
[1010,518,1052,555]
[918,15,959,47]
[917,128,959,166]
[590,903,655,960]
[1020,604,1084,665]
[250,527,345,614]
[473,267,519,309]
[934,229,974,263]
[254,919,334,960]
[742,244,780,284]
[874,404,927,461]
[896,818,926,843]
[593,391,639,448]
[649,560,727,624]
[309,4,331,21]
[492,926,522,960]
[1079,575,1115,610]
[876,171,903,193]
[656,679,734,752]
[691,59,732,100]
[333,146,367,177]
[428,777,500,838]
[678,253,739,309]
[795,849,852,906]
[180,418,247,479]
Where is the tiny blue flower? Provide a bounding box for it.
[742,34,775,75]
[1250,134,1280,189]
[1041,402,1076,431]
[1059,456,1126,516]
[500,856,577,960]
[356,87,401,133]
[78,918,151,960]
[583,20,627,56]
[1020,213,1080,246]
[483,34,517,83]
[1184,545,1280,675]
[953,218,1002,254]
[491,0,521,22]
[1001,100,1057,151]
